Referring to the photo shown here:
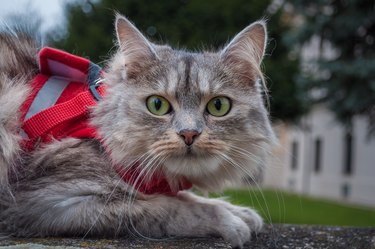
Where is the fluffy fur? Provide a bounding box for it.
[0,14,275,248]
[0,25,39,193]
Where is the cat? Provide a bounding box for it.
[0,14,275,248]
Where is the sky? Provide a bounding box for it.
[0,0,67,32]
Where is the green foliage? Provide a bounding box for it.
[53,0,308,122]
[212,189,375,226]
[285,0,375,133]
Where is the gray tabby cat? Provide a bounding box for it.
[0,14,275,248]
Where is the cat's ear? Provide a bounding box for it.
[220,21,267,66]
[115,15,157,75]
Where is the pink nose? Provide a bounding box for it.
[178,130,201,146]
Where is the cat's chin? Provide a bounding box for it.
[163,155,223,178]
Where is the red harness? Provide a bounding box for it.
[20,47,191,195]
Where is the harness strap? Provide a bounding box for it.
[22,85,105,141]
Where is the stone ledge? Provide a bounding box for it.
[0,224,374,249]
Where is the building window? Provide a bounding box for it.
[314,138,322,173]
[291,140,298,170]
[343,132,353,175]
[341,183,351,199]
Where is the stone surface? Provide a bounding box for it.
[0,224,374,249]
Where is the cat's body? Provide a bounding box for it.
[0,15,275,248]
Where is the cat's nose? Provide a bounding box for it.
[178,129,201,146]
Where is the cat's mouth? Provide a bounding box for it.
[172,150,202,159]
[180,145,207,158]
[185,146,194,155]
[163,153,223,178]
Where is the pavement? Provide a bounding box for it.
[0,224,374,248]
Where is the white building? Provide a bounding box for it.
[262,105,375,207]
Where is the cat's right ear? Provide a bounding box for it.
[115,15,157,76]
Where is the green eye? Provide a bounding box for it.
[206,96,231,117]
[146,95,171,116]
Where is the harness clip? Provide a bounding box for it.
[89,82,103,101]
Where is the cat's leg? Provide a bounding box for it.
[1,138,252,247]
[3,189,252,248]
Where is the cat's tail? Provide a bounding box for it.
[0,21,40,194]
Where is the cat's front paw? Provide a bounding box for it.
[178,191,264,235]
[226,204,264,233]
[213,205,251,248]
[177,192,261,247]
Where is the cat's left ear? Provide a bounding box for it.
[220,21,267,66]
[115,14,157,76]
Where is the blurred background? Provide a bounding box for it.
[1,0,374,227]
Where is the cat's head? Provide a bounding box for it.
[92,15,276,191]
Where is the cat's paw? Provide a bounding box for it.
[178,191,263,233]
[208,198,264,234]
[224,204,264,233]
[177,191,262,247]
[213,205,251,248]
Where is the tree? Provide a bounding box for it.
[285,0,375,134]
[52,0,307,122]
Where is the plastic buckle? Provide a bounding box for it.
[89,82,102,101]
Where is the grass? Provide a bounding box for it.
[211,188,375,227]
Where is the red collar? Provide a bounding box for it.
[115,164,192,196]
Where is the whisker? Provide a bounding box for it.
[216,152,274,226]
[126,152,170,241]
[82,150,152,239]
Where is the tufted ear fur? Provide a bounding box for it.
[221,21,267,67]
[115,15,157,77]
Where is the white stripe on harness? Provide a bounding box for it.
[24,76,70,121]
